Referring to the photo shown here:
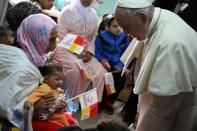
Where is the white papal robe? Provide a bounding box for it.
[133,8,197,131]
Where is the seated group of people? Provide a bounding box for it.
[0,0,136,130]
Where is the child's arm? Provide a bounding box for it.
[95,35,104,61]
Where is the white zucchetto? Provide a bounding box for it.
[117,0,153,8]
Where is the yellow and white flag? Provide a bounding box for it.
[59,33,88,54]
[104,73,116,95]
[79,88,98,120]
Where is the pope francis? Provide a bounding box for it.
[115,0,197,131]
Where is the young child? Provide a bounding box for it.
[0,26,14,45]
[24,62,70,127]
[58,119,130,131]
[95,14,131,114]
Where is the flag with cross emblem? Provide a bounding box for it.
[79,88,98,120]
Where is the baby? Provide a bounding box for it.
[24,62,69,127]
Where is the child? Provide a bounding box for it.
[0,26,14,45]
[58,119,130,131]
[95,14,131,114]
[24,62,70,127]
[95,119,130,131]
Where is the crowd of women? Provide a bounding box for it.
[0,0,133,130]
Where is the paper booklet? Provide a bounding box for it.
[59,33,89,54]
[120,38,140,76]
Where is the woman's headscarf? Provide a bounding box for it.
[17,14,57,67]
[74,0,94,24]
[6,2,41,31]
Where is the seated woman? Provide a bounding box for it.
[95,14,130,114]
[17,14,77,130]
[6,0,54,47]
[52,0,107,112]
[0,13,65,131]
[17,14,57,67]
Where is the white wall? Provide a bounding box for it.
[0,0,8,25]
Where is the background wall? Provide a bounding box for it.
[0,0,8,25]
[95,0,117,17]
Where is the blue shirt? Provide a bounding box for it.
[95,30,131,69]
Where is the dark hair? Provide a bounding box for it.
[6,2,41,31]
[98,14,109,33]
[0,26,12,42]
[58,126,83,131]
[95,119,129,131]
[31,0,39,2]
[105,14,115,27]
[41,62,63,76]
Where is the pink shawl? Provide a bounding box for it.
[17,14,57,67]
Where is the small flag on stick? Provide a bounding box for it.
[79,88,98,120]
[75,59,92,80]
[104,73,116,95]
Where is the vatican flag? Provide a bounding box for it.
[79,88,98,120]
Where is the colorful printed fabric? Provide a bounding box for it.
[17,14,57,67]
[6,2,41,31]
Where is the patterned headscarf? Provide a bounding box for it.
[6,2,41,31]
[17,14,57,67]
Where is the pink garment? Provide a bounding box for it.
[58,0,98,54]
[53,47,106,101]
[53,0,107,101]
[17,14,57,67]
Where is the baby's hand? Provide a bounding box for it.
[24,102,32,109]
[57,88,64,94]
[61,100,67,107]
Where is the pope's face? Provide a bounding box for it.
[115,7,149,40]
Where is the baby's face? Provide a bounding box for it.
[45,71,64,89]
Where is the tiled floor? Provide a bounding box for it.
[76,101,125,128]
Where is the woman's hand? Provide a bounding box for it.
[34,93,56,111]
[76,51,92,63]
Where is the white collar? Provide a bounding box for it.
[148,7,161,38]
